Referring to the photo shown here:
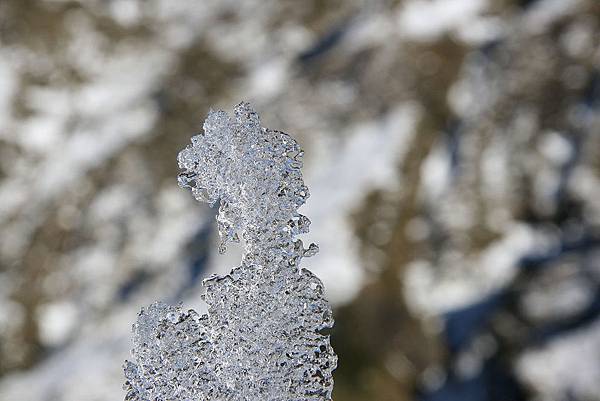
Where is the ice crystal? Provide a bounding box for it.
[124,102,337,401]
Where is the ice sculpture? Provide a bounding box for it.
[123,102,337,400]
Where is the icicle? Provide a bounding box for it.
[124,102,336,401]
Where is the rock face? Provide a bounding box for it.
[124,103,337,401]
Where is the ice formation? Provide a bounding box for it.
[123,102,336,400]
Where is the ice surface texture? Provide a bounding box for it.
[124,102,336,401]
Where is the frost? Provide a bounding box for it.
[124,102,337,400]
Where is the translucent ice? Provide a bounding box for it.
[124,102,337,401]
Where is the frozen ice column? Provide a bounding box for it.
[124,102,337,401]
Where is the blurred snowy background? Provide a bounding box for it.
[0,0,599,400]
